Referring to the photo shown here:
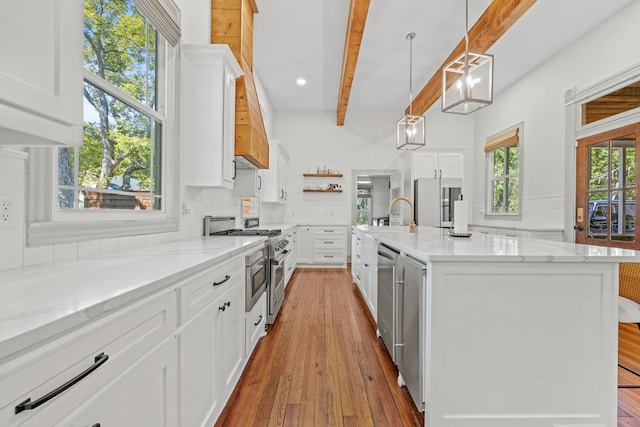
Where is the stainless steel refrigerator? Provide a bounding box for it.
[414,178,462,227]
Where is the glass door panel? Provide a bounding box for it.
[576,124,639,248]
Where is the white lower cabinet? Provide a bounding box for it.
[0,289,176,427]
[361,234,378,320]
[245,292,267,358]
[298,226,347,266]
[1,250,258,427]
[64,339,178,427]
[177,255,246,427]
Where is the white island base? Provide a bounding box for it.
[426,260,616,427]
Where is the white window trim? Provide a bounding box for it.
[485,122,524,217]
[26,36,180,247]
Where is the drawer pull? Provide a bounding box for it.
[254,315,263,326]
[324,230,335,232]
[324,241,334,244]
[15,353,109,414]
[213,275,231,287]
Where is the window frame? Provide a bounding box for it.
[26,0,180,247]
[485,122,524,217]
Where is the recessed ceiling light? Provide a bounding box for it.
[296,78,307,86]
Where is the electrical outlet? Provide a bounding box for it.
[0,196,16,229]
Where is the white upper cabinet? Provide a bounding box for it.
[261,140,289,203]
[412,150,464,180]
[0,0,83,146]
[182,44,242,189]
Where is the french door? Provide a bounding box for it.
[575,122,640,249]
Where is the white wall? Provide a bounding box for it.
[261,110,405,226]
[470,1,640,230]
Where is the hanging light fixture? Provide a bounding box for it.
[396,32,426,150]
[442,0,493,114]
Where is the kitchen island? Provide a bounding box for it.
[359,225,639,427]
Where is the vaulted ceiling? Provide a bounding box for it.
[253,0,633,124]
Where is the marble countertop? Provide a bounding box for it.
[0,236,266,360]
[357,225,640,263]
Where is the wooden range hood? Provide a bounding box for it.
[211,0,269,169]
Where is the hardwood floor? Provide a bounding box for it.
[619,323,640,426]
[217,267,640,427]
[216,268,423,426]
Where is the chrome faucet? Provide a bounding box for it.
[388,197,416,233]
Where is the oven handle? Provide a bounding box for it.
[271,249,290,266]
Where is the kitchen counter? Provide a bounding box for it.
[0,236,266,361]
[357,225,639,427]
[358,225,639,262]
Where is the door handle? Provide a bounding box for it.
[574,225,584,231]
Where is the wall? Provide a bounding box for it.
[470,1,640,230]
[261,110,405,226]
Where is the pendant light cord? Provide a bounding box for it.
[407,32,416,116]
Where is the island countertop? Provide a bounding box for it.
[357,225,640,263]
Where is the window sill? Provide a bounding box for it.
[27,218,179,247]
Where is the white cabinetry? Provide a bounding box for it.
[285,227,297,286]
[232,168,263,196]
[177,255,245,427]
[412,151,464,180]
[0,290,177,427]
[351,228,363,286]
[245,292,266,357]
[65,339,178,427]
[312,227,347,265]
[297,226,313,264]
[0,0,83,146]
[360,234,378,320]
[182,44,243,188]
[298,226,347,266]
[261,140,289,203]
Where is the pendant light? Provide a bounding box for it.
[396,32,426,150]
[442,0,493,114]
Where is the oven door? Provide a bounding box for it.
[246,251,267,312]
[268,249,290,322]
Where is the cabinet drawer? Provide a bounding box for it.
[313,250,346,264]
[312,226,345,235]
[312,235,346,249]
[178,255,244,323]
[0,290,176,427]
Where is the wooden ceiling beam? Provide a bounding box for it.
[407,0,537,116]
[336,0,370,126]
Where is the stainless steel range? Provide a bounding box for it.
[204,216,289,324]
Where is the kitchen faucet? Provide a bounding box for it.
[388,197,416,233]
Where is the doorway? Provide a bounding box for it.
[352,169,402,228]
[575,122,640,249]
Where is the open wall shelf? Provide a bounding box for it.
[303,173,343,177]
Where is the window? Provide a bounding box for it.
[27,0,180,246]
[485,124,523,215]
[58,0,165,212]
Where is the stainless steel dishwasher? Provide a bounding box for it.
[377,243,399,361]
[396,253,426,411]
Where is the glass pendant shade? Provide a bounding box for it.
[442,50,493,114]
[396,114,425,150]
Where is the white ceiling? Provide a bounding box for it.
[253,0,633,117]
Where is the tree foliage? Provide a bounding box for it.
[81,0,156,191]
